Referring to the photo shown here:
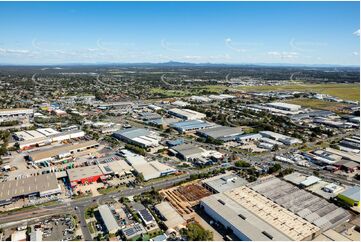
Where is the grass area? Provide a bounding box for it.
[85,205,97,219]
[208,83,360,101]
[87,221,96,234]
[97,185,126,195]
[151,83,359,101]
[285,98,352,112]
[72,192,92,200]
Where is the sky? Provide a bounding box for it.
[0,1,359,65]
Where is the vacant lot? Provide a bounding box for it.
[206,83,360,101]
[285,98,352,112]
[152,83,360,101]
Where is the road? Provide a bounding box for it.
[0,173,197,240]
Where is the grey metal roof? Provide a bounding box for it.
[114,128,150,139]
[197,126,243,139]
[0,173,59,202]
[340,187,360,201]
[202,172,248,193]
[98,205,119,233]
[171,143,204,157]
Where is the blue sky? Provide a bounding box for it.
[0,1,359,65]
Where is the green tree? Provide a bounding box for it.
[181,223,213,241]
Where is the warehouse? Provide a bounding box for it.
[16,129,85,150]
[120,150,176,181]
[98,159,133,177]
[259,131,302,145]
[196,126,243,141]
[170,143,205,161]
[113,128,161,148]
[132,161,177,181]
[200,186,320,241]
[155,202,186,231]
[27,140,99,163]
[337,187,360,207]
[0,173,61,205]
[170,119,215,133]
[0,108,33,122]
[98,205,120,234]
[267,102,301,111]
[190,96,211,103]
[248,177,351,231]
[202,171,248,193]
[67,165,104,186]
[168,108,206,120]
[236,133,262,143]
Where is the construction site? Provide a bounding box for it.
[158,181,212,221]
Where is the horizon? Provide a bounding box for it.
[0,1,360,65]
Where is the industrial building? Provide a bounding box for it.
[155,202,186,231]
[170,143,223,163]
[236,133,262,143]
[98,205,120,234]
[196,126,243,141]
[170,119,215,133]
[14,129,85,150]
[0,108,33,122]
[248,177,351,231]
[167,108,206,120]
[202,171,248,193]
[200,186,320,241]
[113,128,161,148]
[120,150,176,181]
[27,140,99,163]
[189,96,211,103]
[98,158,133,178]
[337,187,360,207]
[121,223,146,240]
[267,102,301,111]
[0,173,61,205]
[67,165,104,187]
[170,144,205,161]
[259,131,303,145]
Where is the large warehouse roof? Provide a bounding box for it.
[28,140,98,162]
[114,128,150,139]
[201,188,318,241]
[197,126,243,140]
[248,176,351,231]
[0,173,59,202]
[171,143,205,158]
[170,119,215,131]
[67,165,103,182]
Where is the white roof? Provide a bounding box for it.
[155,202,186,229]
[98,205,119,233]
[300,176,321,187]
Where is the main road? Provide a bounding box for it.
[0,166,222,240]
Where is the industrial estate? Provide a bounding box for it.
[0,1,360,242]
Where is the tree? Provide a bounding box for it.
[235,161,251,168]
[181,223,213,241]
[268,163,282,174]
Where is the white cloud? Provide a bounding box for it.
[352,52,359,56]
[0,48,30,55]
[267,51,299,59]
[225,38,247,53]
[353,29,360,37]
